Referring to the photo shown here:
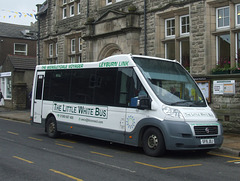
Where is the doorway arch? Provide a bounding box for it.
[98,43,122,61]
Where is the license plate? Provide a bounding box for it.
[200,139,215,145]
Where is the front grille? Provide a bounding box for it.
[194,126,218,135]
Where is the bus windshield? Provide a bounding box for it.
[133,57,206,107]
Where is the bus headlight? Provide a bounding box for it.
[162,105,184,120]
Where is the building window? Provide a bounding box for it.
[78,3,81,14]
[49,44,53,57]
[0,73,12,100]
[180,40,190,70]
[71,39,75,54]
[78,55,82,63]
[216,34,230,68]
[56,43,58,57]
[236,4,240,26]
[70,56,75,63]
[165,41,175,60]
[70,5,74,17]
[180,15,190,35]
[161,14,190,69]
[79,38,82,52]
[235,33,240,68]
[63,7,67,19]
[47,42,58,64]
[165,18,175,37]
[14,43,27,55]
[216,6,229,29]
[63,0,67,5]
[106,0,112,6]
[68,34,82,63]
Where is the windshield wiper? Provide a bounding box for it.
[170,100,195,106]
[170,100,206,107]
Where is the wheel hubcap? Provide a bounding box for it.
[49,122,55,133]
[148,135,158,149]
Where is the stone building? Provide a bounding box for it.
[37,0,240,133]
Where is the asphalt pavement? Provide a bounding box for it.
[0,106,239,157]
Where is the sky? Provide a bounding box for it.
[0,0,45,26]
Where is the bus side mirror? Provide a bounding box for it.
[137,97,151,110]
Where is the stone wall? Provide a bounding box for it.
[190,1,206,75]
[210,75,240,134]
[12,83,27,109]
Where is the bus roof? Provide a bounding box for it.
[35,54,177,71]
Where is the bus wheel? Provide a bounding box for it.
[142,127,166,157]
[46,117,59,138]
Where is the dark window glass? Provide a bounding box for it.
[36,74,44,100]
[69,69,95,104]
[43,67,147,107]
[117,68,147,107]
[44,70,71,101]
[93,68,118,106]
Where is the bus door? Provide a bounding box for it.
[33,71,45,123]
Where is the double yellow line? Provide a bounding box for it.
[135,161,202,170]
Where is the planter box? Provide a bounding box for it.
[231,70,240,74]
[212,70,230,74]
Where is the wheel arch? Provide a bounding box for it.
[44,113,56,132]
[136,118,167,147]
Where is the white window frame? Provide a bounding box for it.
[71,39,76,54]
[56,43,58,57]
[79,37,82,52]
[70,56,75,63]
[63,7,67,19]
[14,43,27,55]
[0,73,12,100]
[49,44,53,57]
[235,33,240,68]
[165,18,175,38]
[180,15,190,36]
[236,4,240,27]
[216,6,230,29]
[70,5,74,17]
[106,0,112,6]
[63,0,67,5]
[78,2,81,14]
[164,41,175,60]
[116,0,122,2]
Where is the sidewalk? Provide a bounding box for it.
[0,106,239,157]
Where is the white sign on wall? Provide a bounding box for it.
[213,80,235,95]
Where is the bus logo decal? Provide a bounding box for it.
[53,102,108,119]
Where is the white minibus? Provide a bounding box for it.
[31,54,223,156]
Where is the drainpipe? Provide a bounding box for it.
[144,0,147,55]
[36,4,41,65]
[37,17,40,65]
[87,0,89,18]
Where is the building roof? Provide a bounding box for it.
[7,55,36,70]
[0,22,37,40]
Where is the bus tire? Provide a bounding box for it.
[142,127,166,157]
[46,117,59,138]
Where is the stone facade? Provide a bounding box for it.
[37,0,240,133]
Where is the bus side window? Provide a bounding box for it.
[94,68,118,106]
[118,68,148,107]
[118,68,131,106]
[36,75,44,100]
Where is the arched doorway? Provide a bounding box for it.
[98,43,122,60]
